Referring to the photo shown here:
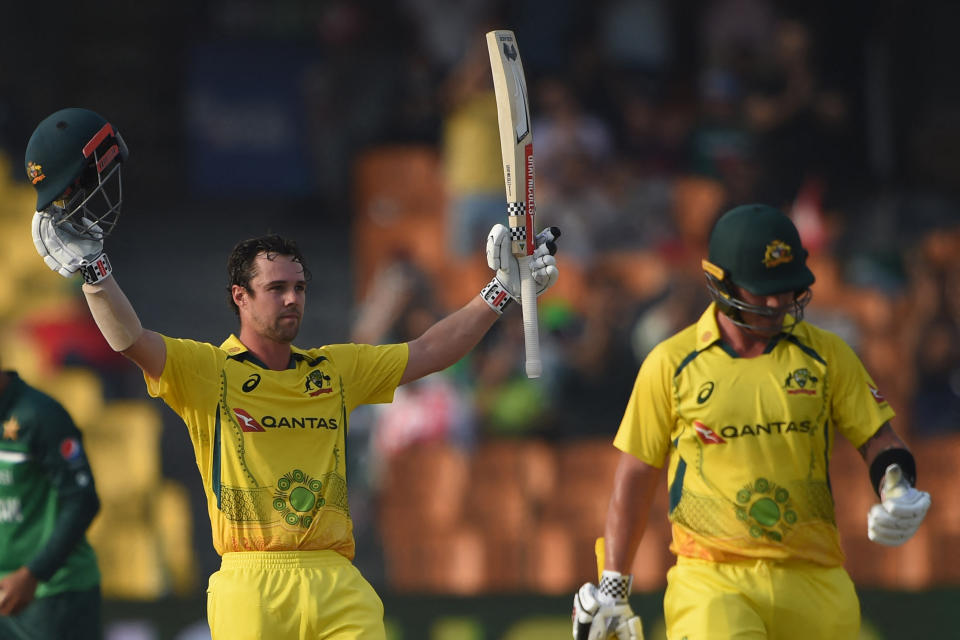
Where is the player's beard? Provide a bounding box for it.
[267,311,301,343]
[741,312,786,337]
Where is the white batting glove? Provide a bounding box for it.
[572,571,643,640]
[867,463,931,546]
[480,224,560,314]
[32,211,113,284]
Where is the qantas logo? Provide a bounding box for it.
[692,420,815,443]
[869,385,886,404]
[693,421,726,444]
[233,408,265,432]
[232,408,338,431]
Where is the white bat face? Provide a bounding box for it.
[502,44,530,143]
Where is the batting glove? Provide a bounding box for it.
[481,224,560,314]
[867,463,931,546]
[572,571,643,640]
[32,210,113,284]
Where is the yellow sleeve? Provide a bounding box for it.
[143,335,221,429]
[613,342,676,468]
[828,337,896,449]
[324,343,409,413]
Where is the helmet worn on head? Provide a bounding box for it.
[25,107,128,239]
[702,204,815,332]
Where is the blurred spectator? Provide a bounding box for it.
[533,77,618,262]
[684,67,760,204]
[615,82,686,179]
[399,0,495,71]
[549,263,643,439]
[911,316,960,436]
[533,76,616,184]
[743,18,854,206]
[537,148,622,263]
[469,316,550,438]
[599,0,673,77]
[901,228,960,437]
[347,255,477,584]
[700,0,777,69]
[349,255,476,473]
[439,30,506,259]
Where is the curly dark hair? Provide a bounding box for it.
[226,234,312,316]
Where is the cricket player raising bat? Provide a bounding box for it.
[27,107,560,640]
[573,205,930,639]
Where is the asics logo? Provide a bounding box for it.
[242,374,261,392]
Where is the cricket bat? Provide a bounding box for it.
[486,29,541,379]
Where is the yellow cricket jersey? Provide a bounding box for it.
[614,303,894,566]
[145,334,408,559]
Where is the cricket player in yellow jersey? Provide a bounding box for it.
[25,107,561,639]
[572,204,931,640]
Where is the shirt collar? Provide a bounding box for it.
[219,334,314,369]
[695,302,724,351]
[696,303,798,353]
[220,334,249,356]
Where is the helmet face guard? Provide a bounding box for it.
[26,108,128,240]
[703,259,812,334]
[48,123,127,239]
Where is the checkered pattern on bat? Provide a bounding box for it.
[506,202,526,217]
[509,226,527,244]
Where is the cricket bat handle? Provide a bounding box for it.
[518,254,541,378]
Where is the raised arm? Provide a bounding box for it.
[82,278,166,379]
[400,296,497,385]
[27,107,168,380]
[32,203,166,379]
[399,224,559,386]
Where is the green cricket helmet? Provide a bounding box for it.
[25,107,128,239]
[701,204,815,332]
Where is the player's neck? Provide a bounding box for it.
[238,330,292,370]
[716,312,776,358]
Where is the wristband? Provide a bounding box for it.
[480,277,514,315]
[869,448,916,497]
[79,253,113,285]
[598,570,633,601]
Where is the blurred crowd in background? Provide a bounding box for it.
[1,0,959,601]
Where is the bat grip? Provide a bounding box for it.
[518,254,541,378]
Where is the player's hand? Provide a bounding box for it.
[481,224,560,314]
[867,463,931,546]
[32,210,113,284]
[0,566,39,616]
[572,572,644,640]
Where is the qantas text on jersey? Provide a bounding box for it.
[233,408,339,431]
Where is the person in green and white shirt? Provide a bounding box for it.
[0,362,102,640]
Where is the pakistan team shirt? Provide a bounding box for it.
[145,335,407,559]
[0,373,100,597]
[614,303,895,566]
